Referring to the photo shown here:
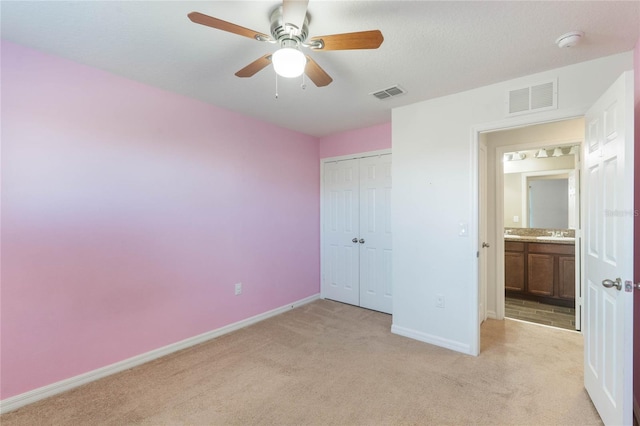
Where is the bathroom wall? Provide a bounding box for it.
[503,149,577,228]
[486,120,582,228]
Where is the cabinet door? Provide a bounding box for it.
[557,255,575,300]
[527,253,554,296]
[505,252,525,292]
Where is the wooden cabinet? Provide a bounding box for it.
[505,242,525,292]
[505,240,575,307]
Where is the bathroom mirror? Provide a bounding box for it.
[503,145,579,229]
[528,177,569,228]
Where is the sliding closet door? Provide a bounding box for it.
[359,154,393,313]
[323,159,360,306]
[322,154,393,314]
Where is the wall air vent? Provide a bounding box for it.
[371,85,406,100]
[506,79,557,116]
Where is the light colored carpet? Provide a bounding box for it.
[1,299,601,425]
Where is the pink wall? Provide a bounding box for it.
[319,122,391,158]
[634,35,640,417]
[0,41,320,399]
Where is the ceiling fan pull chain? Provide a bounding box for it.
[301,73,306,90]
[275,72,279,99]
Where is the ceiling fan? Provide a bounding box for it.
[188,0,384,87]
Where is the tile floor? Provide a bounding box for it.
[505,296,576,331]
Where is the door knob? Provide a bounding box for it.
[359,238,365,244]
[602,278,622,291]
[482,242,490,248]
[352,238,358,243]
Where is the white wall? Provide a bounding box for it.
[391,52,633,355]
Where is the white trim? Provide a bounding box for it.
[320,149,392,164]
[469,127,481,356]
[391,324,472,355]
[0,293,320,414]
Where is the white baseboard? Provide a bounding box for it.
[487,310,498,320]
[391,324,472,355]
[0,293,320,414]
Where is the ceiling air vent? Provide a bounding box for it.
[506,79,557,116]
[371,85,406,100]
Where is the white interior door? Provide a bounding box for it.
[583,71,634,426]
[323,159,360,306]
[359,154,393,314]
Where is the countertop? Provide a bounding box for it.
[504,236,575,245]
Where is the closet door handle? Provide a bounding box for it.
[359,238,365,244]
[352,238,358,243]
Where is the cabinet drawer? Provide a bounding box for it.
[505,241,525,252]
[528,243,575,255]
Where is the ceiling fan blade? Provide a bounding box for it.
[282,0,309,32]
[305,56,333,87]
[309,30,384,51]
[188,12,270,41]
[235,54,273,78]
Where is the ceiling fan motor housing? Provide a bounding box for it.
[270,6,309,47]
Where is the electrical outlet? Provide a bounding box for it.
[234,282,242,296]
[436,294,445,308]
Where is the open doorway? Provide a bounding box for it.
[481,118,584,332]
[502,145,580,331]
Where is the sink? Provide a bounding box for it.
[536,236,575,241]
[504,235,522,239]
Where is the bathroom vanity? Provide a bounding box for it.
[505,238,575,308]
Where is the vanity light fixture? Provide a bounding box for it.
[568,145,579,155]
[535,149,549,158]
[552,147,564,157]
[503,152,526,162]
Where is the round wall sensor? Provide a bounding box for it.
[556,31,584,48]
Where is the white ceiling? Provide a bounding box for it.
[2,1,639,137]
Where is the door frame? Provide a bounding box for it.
[470,106,587,355]
[319,149,392,302]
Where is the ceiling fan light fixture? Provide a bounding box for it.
[272,46,306,78]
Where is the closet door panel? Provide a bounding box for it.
[358,154,393,314]
[322,159,360,306]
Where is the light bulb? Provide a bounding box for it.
[272,47,306,78]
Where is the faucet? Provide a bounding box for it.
[505,229,513,235]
